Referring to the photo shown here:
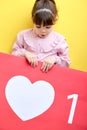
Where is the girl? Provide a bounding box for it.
[12,0,71,72]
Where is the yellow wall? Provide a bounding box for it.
[0,0,87,72]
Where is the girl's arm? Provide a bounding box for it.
[12,32,26,57]
[55,39,71,67]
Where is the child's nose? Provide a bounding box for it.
[41,28,46,32]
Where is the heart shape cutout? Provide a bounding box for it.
[5,76,55,121]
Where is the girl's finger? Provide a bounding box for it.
[41,62,47,71]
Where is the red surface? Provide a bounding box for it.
[0,52,87,130]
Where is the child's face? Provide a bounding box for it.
[34,24,53,38]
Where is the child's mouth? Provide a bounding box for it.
[40,34,46,38]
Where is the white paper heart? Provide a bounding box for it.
[5,76,55,121]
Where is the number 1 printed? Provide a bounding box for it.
[67,94,78,124]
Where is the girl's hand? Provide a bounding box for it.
[41,56,56,72]
[25,51,38,67]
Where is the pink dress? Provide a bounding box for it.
[12,29,71,67]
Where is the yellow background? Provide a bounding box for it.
[0,0,87,72]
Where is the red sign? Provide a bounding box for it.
[0,52,87,130]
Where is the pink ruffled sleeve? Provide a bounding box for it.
[12,31,26,57]
[54,37,71,67]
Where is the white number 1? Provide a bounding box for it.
[67,94,78,124]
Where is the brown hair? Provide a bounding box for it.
[32,0,58,26]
